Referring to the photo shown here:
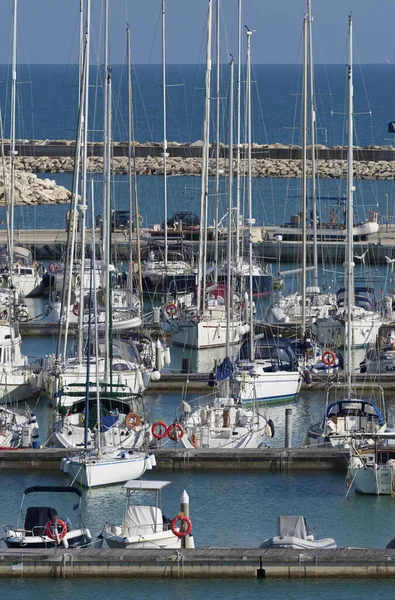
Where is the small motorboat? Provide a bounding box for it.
[259,516,337,549]
[101,480,194,549]
[2,485,92,548]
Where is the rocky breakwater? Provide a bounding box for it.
[0,169,71,205]
[8,141,395,180]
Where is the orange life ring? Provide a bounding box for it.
[170,515,192,538]
[48,263,60,274]
[45,518,67,540]
[125,412,141,429]
[72,303,79,317]
[322,350,336,367]
[165,303,178,317]
[151,420,168,440]
[167,423,184,442]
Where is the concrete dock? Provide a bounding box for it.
[1,547,395,578]
[0,447,348,472]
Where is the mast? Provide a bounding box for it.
[346,14,354,392]
[127,26,144,316]
[9,0,18,281]
[104,69,112,385]
[214,0,220,283]
[246,27,254,362]
[162,0,168,270]
[197,0,212,314]
[235,0,242,268]
[307,0,319,288]
[225,56,234,362]
[78,0,84,99]
[78,0,91,365]
[301,14,308,337]
[103,0,111,382]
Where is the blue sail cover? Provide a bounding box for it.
[216,357,233,381]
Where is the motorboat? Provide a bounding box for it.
[266,288,337,325]
[102,480,194,549]
[0,246,43,298]
[348,436,395,495]
[2,485,92,548]
[259,516,337,549]
[312,286,383,348]
[306,387,387,449]
[141,242,197,294]
[51,393,152,450]
[0,405,39,448]
[173,395,271,449]
[229,335,303,404]
[60,447,152,488]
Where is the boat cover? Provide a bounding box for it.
[24,506,58,533]
[277,516,307,539]
[122,506,163,536]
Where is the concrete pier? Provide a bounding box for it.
[0,447,348,472]
[1,547,395,578]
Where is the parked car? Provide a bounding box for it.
[96,210,132,232]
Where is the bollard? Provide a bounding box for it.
[284,408,293,448]
[180,489,192,549]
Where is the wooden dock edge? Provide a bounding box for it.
[1,548,395,578]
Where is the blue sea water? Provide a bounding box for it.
[3,63,395,598]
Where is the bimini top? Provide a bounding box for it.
[123,480,171,491]
[324,400,385,427]
[24,486,82,497]
[239,334,299,365]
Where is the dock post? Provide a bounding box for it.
[180,489,191,549]
[284,408,292,448]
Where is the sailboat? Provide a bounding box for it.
[167,1,246,350]
[307,15,389,452]
[60,7,151,487]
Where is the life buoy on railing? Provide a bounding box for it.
[165,303,178,318]
[45,518,67,541]
[48,263,60,274]
[322,350,337,367]
[72,303,79,317]
[170,515,192,538]
[151,420,168,440]
[167,423,184,442]
[125,412,141,429]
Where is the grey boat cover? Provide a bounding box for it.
[277,516,308,539]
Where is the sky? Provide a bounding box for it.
[0,0,393,65]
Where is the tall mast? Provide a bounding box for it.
[307,0,318,287]
[213,0,220,283]
[346,14,354,392]
[78,0,84,99]
[9,0,18,279]
[78,0,91,365]
[127,25,143,316]
[301,14,308,337]
[246,26,254,362]
[225,56,234,362]
[162,0,168,270]
[197,0,212,314]
[235,0,242,267]
[103,0,111,382]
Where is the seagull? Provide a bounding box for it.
[385,256,395,271]
[354,249,369,266]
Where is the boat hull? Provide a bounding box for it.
[232,370,302,404]
[65,454,148,488]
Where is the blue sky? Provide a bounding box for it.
[0,0,393,65]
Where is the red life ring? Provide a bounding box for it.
[167,423,184,442]
[48,263,60,274]
[170,515,192,538]
[45,518,67,541]
[165,303,178,317]
[72,303,79,317]
[125,412,141,429]
[151,420,168,440]
[322,350,336,367]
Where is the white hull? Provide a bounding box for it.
[171,318,244,349]
[102,529,180,549]
[64,452,148,488]
[312,313,382,348]
[231,370,302,404]
[51,420,150,450]
[260,536,336,550]
[349,465,395,495]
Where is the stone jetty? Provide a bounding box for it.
[8,140,395,181]
[0,169,72,206]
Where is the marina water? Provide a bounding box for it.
[3,64,395,597]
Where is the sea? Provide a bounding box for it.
[2,63,395,599]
